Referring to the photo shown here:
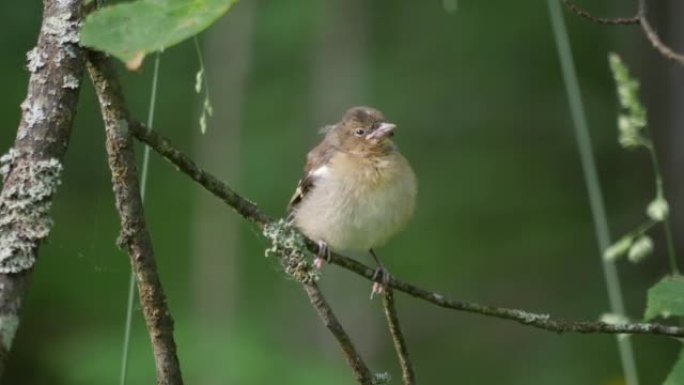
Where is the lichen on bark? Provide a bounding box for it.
[0,149,62,273]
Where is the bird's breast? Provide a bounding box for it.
[293,152,417,253]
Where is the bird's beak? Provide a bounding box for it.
[366,122,396,140]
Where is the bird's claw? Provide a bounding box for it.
[370,266,391,299]
[314,241,330,270]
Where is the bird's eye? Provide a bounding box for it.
[354,128,366,137]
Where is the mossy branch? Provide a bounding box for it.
[84,43,684,385]
[126,116,684,339]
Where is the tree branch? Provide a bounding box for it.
[86,52,183,385]
[128,121,684,339]
[126,119,270,227]
[303,282,375,384]
[562,0,684,66]
[0,0,84,376]
[560,0,639,25]
[87,54,376,385]
[382,290,415,385]
[640,15,684,65]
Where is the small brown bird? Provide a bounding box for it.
[287,106,417,296]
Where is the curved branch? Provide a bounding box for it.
[126,119,684,340]
[640,15,684,65]
[562,0,684,66]
[561,0,640,25]
[382,290,415,385]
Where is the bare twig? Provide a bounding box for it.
[560,0,639,25]
[126,120,270,227]
[0,0,84,376]
[332,251,684,337]
[87,52,183,385]
[562,0,684,66]
[303,282,375,384]
[640,16,684,65]
[127,120,684,340]
[382,290,415,385]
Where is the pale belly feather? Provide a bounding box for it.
[293,152,416,253]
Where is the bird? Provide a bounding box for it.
[287,106,417,296]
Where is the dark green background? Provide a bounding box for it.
[1,1,682,384]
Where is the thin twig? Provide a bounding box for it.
[332,251,684,337]
[127,120,684,340]
[639,16,684,66]
[87,52,183,385]
[561,0,639,25]
[0,0,84,377]
[127,119,270,227]
[382,290,415,385]
[561,0,684,66]
[303,282,375,384]
[120,52,163,385]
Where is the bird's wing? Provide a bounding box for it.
[286,142,334,217]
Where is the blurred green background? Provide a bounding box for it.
[2,0,683,384]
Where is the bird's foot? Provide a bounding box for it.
[314,240,330,270]
[370,266,391,299]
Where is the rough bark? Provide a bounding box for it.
[87,52,183,385]
[0,0,84,376]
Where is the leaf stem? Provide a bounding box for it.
[546,1,639,384]
[645,143,680,275]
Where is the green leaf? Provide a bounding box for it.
[81,0,237,64]
[664,349,684,385]
[645,276,684,321]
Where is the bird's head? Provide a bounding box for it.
[329,106,397,156]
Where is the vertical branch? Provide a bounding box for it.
[302,282,375,385]
[87,53,183,385]
[382,290,415,385]
[120,53,162,385]
[0,0,84,376]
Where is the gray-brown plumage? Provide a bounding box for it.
[287,106,417,295]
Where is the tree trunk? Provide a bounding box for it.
[0,0,84,376]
